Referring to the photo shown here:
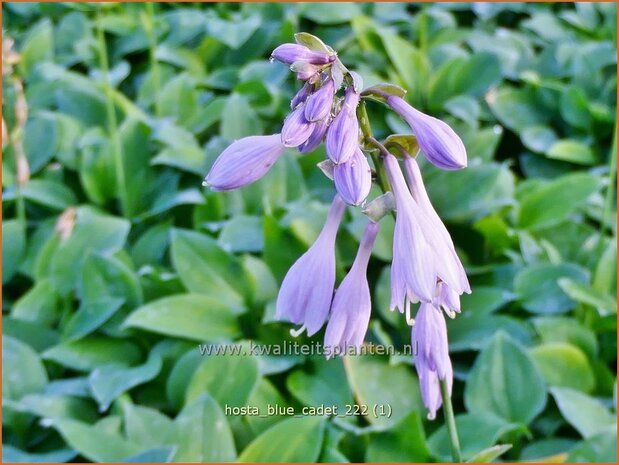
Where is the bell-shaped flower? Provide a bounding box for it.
[324,221,379,357]
[387,96,467,170]
[333,148,371,206]
[271,43,332,65]
[326,87,360,164]
[276,195,346,336]
[292,62,322,81]
[383,153,437,307]
[298,119,329,154]
[205,134,286,191]
[305,78,335,122]
[291,82,312,109]
[412,302,453,420]
[281,104,315,148]
[403,155,470,295]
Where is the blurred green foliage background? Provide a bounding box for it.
[2,2,617,463]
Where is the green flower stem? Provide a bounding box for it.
[358,100,391,194]
[440,378,462,463]
[96,8,128,217]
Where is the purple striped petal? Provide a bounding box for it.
[304,78,335,122]
[281,105,315,148]
[333,148,371,206]
[271,43,332,65]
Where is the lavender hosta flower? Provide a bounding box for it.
[403,155,470,295]
[324,221,380,357]
[298,119,329,154]
[387,96,467,170]
[281,104,315,147]
[333,148,371,206]
[292,62,322,81]
[383,153,437,307]
[304,78,335,122]
[291,82,312,109]
[326,87,361,164]
[205,134,286,191]
[276,195,346,336]
[438,283,460,318]
[271,43,332,65]
[412,302,453,420]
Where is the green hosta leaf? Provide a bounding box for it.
[2,317,59,352]
[344,356,423,430]
[558,278,617,315]
[465,331,546,424]
[170,228,247,312]
[550,387,615,438]
[567,430,618,462]
[89,354,163,411]
[2,220,26,284]
[220,93,263,140]
[428,411,526,462]
[517,173,602,230]
[51,418,142,462]
[514,263,589,314]
[218,215,264,253]
[3,336,48,400]
[2,445,76,464]
[547,139,596,165]
[366,411,430,462]
[239,416,325,462]
[521,125,558,153]
[298,2,360,25]
[245,379,288,435]
[530,343,595,393]
[123,294,240,342]
[287,357,354,411]
[487,87,549,133]
[21,179,77,210]
[43,337,142,372]
[173,394,236,462]
[185,346,260,408]
[532,316,598,359]
[466,444,512,463]
[62,297,125,341]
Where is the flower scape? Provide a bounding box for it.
[205,33,471,420]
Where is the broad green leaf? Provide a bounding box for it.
[185,347,260,408]
[5,392,97,423]
[487,87,549,133]
[62,297,124,341]
[550,387,615,438]
[465,331,546,424]
[567,429,618,462]
[51,418,142,462]
[466,444,512,463]
[122,402,176,449]
[532,316,598,359]
[547,139,596,165]
[89,354,162,411]
[298,2,360,24]
[170,228,247,312]
[2,317,59,352]
[558,278,617,315]
[530,343,595,393]
[220,93,263,140]
[517,173,602,230]
[366,411,430,462]
[344,356,423,430]
[11,278,60,326]
[3,220,26,284]
[218,215,264,253]
[22,179,77,210]
[123,294,240,342]
[43,337,142,372]
[514,263,589,314]
[18,19,54,75]
[239,416,325,462]
[245,379,288,435]
[173,394,236,462]
[3,336,48,400]
[521,125,558,153]
[2,445,76,464]
[428,411,526,462]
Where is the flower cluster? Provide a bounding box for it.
[204,33,470,420]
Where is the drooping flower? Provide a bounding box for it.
[326,87,360,164]
[387,96,467,170]
[402,154,470,295]
[205,134,286,191]
[383,153,437,307]
[333,148,371,206]
[292,62,322,82]
[305,78,335,122]
[298,119,329,154]
[281,104,315,147]
[275,195,346,336]
[271,43,333,65]
[412,302,453,420]
[324,221,379,357]
[291,82,313,109]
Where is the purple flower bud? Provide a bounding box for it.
[291,82,312,109]
[304,78,335,122]
[387,96,467,170]
[326,87,361,164]
[276,195,346,336]
[383,153,437,308]
[324,221,379,357]
[333,148,371,206]
[281,104,316,148]
[298,119,329,154]
[204,134,286,191]
[412,302,453,420]
[271,43,332,65]
[403,155,470,295]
